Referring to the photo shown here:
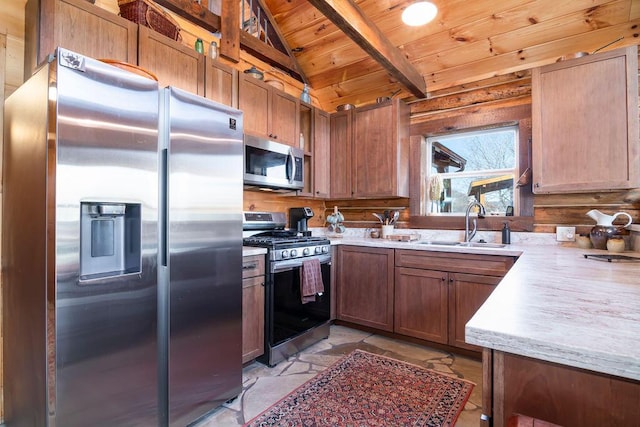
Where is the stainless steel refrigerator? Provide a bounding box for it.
[2,48,243,426]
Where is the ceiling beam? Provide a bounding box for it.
[307,0,427,98]
[154,0,220,33]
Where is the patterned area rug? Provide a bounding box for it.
[244,349,474,427]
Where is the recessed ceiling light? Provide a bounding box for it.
[402,1,438,26]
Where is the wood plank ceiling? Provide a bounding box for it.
[262,0,640,112]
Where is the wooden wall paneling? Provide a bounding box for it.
[323,198,410,229]
[243,191,326,228]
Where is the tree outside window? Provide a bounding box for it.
[426,126,517,215]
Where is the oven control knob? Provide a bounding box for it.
[303,248,310,256]
[290,249,298,257]
[322,246,329,253]
[281,250,289,258]
[315,246,322,254]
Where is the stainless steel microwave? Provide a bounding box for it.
[244,134,304,191]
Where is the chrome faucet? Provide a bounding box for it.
[464,201,486,242]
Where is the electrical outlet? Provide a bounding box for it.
[556,226,576,242]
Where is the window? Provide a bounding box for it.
[426,125,517,216]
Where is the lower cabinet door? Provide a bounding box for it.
[337,246,394,331]
[448,273,500,350]
[394,267,448,343]
[242,275,264,363]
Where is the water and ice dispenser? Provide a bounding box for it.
[80,202,141,281]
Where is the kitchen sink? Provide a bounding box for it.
[418,240,506,248]
[418,240,461,246]
[457,242,506,248]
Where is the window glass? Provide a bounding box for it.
[426,126,517,215]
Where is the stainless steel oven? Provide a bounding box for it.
[243,212,331,367]
[267,252,331,366]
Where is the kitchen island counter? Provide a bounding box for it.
[327,235,640,382]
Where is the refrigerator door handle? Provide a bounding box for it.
[160,148,169,266]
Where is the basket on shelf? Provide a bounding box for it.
[118,0,182,41]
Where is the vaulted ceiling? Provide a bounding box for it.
[262,0,640,112]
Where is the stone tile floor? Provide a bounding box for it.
[195,325,482,426]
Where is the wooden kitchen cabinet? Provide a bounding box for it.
[395,250,513,351]
[352,99,410,198]
[239,74,299,146]
[312,108,331,198]
[329,109,353,198]
[485,350,640,427]
[25,0,137,78]
[448,272,501,350]
[298,103,330,198]
[242,254,265,363]
[204,58,237,108]
[394,267,448,343]
[329,99,409,199]
[138,26,204,95]
[337,246,394,331]
[532,45,639,193]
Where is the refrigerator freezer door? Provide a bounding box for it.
[161,87,244,425]
[53,50,160,426]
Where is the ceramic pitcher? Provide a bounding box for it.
[586,209,632,249]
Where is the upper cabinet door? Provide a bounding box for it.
[313,109,331,198]
[270,91,299,147]
[239,75,270,139]
[532,46,639,193]
[330,110,353,199]
[138,26,204,96]
[352,100,410,198]
[239,75,300,147]
[26,0,137,77]
[205,59,237,108]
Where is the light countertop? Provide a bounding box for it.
[326,233,640,382]
[242,246,267,257]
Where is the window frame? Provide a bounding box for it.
[408,103,534,232]
[426,124,519,216]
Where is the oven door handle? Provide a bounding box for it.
[271,257,331,274]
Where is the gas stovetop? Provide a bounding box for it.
[243,232,329,248]
[242,211,331,262]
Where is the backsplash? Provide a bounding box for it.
[309,227,560,246]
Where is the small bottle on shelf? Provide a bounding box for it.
[194,38,204,54]
[209,41,218,59]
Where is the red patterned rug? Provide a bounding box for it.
[244,349,474,427]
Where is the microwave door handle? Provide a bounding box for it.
[287,148,296,184]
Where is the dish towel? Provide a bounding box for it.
[300,258,324,304]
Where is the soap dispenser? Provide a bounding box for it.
[501,222,511,244]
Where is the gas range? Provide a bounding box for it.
[243,232,330,262]
[242,211,331,263]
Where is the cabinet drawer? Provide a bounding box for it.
[395,249,515,277]
[242,254,265,278]
[242,275,265,289]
